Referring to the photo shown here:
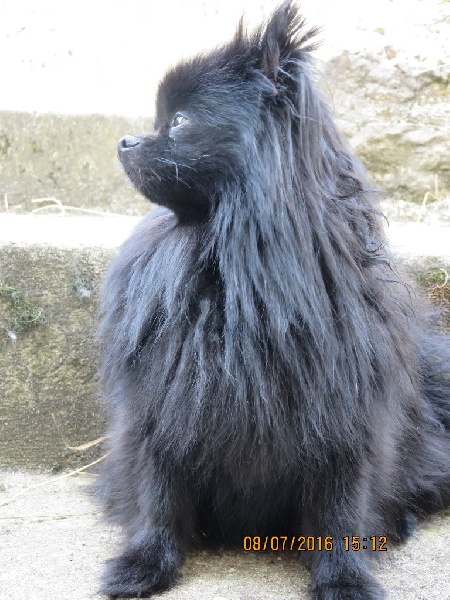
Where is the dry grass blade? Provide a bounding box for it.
[0,453,109,509]
[51,412,107,451]
[31,197,123,216]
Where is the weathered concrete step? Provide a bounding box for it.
[0,215,449,471]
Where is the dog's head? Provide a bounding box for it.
[118,1,322,222]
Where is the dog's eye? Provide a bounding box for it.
[171,113,189,128]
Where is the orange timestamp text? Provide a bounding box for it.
[243,535,387,552]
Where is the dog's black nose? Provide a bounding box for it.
[118,135,141,151]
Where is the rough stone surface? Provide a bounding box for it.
[327,45,450,203]
[321,0,450,203]
[0,472,449,600]
[0,111,149,215]
[0,240,111,471]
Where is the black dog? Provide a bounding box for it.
[96,2,450,598]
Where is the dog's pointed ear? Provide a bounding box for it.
[260,1,292,81]
[260,1,319,82]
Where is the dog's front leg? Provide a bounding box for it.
[99,454,194,599]
[303,455,386,600]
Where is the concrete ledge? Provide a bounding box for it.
[0,215,143,470]
[0,245,109,470]
[0,215,449,470]
[0,213,140,248]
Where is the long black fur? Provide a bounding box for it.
[96,2,450,598]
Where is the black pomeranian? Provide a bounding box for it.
[96,2,450,598]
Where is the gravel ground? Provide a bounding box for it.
[0,471,449,600]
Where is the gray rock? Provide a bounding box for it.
[324,7,450,203]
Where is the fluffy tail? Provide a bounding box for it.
[422,334,450,429]
[414,333,450,515]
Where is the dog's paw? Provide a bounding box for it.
[312,579,386,600]
[392,510,417,543]
[100,534,181,599]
